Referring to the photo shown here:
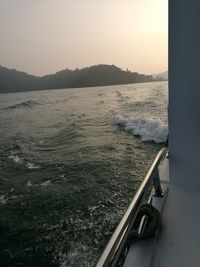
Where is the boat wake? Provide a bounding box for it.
[114,114,168,143]
[4,100,41,110]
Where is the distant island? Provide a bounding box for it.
[0,64,167,93]
[153,71,168,81]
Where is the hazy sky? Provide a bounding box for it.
[0,0,167,76]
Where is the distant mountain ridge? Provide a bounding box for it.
[0,64,163,93]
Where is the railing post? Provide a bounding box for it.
[153,169,164,197]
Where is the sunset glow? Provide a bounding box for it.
[0,0,167,75]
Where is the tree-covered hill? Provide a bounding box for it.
[0,64,154,93]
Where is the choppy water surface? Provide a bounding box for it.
[0,81,168,266]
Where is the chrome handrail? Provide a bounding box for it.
[96,147,167,267]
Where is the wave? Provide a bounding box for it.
[26,179,52,188]
[115,90,130,102]
[26,162,40,169]
[114,114,168,143]
[4,100,41,110]
[0,195,7,205]
[8,154,40,169]
[40,180,51,187]
[25,177,63,188]
[26,181,33,187]
[8,154,23,164]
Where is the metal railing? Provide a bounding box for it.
[96,147,168,267]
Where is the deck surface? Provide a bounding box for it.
[152,184,200,267]
[124,157,200,267]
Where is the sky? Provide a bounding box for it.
[0,0,167,76]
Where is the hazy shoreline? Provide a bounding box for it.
[0,80,167,95]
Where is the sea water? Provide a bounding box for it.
[0,81,168,266]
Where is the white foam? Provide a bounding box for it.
[8,154,23,163]
[40,180,51,187]
[0,195,7,205]
[114,114,168,143]
[26,181,33,187]
[10,195,19,199]
[57,243,95,267]
[26,162,40,169]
